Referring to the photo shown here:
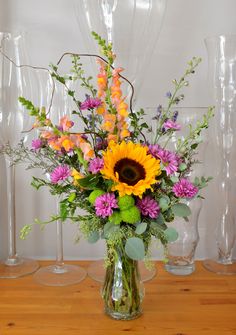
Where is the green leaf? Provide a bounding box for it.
[170,176,179,183]
[172,203,191,217]
[68,192,76,203]
[125,237,145,260]
[164,227,179,242]
[78,174,100,189]
[60,202,68,221]
[87,231,100,243]
[178,163,187,171]
[103,221,119,238]
[159,196,170,211]
[135,222,147,235]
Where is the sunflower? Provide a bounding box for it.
[101,141,161,197]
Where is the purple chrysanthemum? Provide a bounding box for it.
[163,119,181,131]
[32,139,42,150]
[137,196,160,219]
[173,178,198,199]
[157,149,179,176]
[148,144,162,159]
[50,165,71,184]
[95,193,118,218]
[149,145,179,176]
[88,157,104,174]
[80,96,102,110]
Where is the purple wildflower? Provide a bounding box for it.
[95,137,108,151]
[88,157,104,174]
[95,193,118,218]
[152,105,163,120]
[50,165,71,184]
[80,96,102,110]
[163,119,181,131]
[137,196,160,219]
[166,91,172,98]
[173,178,198,199]
[32,139,42,150]
[172,110,179,122]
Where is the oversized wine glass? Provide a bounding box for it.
[203,35,236,274]
[0,32,39,278]
[74,0,167,282]
[33,73,87,286]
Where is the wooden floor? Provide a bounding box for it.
[0,261,236,335]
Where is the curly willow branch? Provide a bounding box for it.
[0,48,55,116]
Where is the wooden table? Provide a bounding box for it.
[0,261,235,335]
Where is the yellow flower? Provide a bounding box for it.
[101,141,161,197]
[71,169,84,186]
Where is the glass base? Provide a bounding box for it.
[88,259,156,283]
[203,259,236,275]
[104,306,142,320]
[0,257,39,278]
[164,263,195,276]
[33,264,87,286]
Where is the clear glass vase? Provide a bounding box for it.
[164,199,202,275]
[203,35,236,274]
[74,0,167,282]
[102,242,144,320]
[0,31,39,278]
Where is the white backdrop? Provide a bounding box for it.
[0,0,236,260]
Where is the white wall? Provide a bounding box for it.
[0,0,236,260]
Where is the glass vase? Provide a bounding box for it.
[32,74,87,286]
[0,31,39,278]
[203,35,236,274]
[164,199,202,275]
[102,242,144,320]
[74,0,167,282]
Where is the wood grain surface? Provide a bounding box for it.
[0,261,235,335]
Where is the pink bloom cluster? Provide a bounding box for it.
[173,178,198,199]
[137,196,160,219]
[95,193,118,218]
[50,165,71,184]
[32,139,42,150]
[88,157,104,174]
[80,96,102,110]
[163,119,181,131]
[148,144,179,176]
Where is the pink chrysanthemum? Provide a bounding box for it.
[32,139,42,150]
[157,149,179,176]
[50,165,71,184]
[95,193,118,218]
[80,96,102,110]
[163,119,181,131]
[88,157,104,174]
[137,196,160,219]
[148,144,162,159]
[173,178,198,199]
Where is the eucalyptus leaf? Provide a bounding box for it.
[159,196,170,211]
[103,221,119,238]
[135,222,147,235]
[164,227,179,242]
[87,231,100,243]
[125,237,145,260]
[178,163,187,171]
[172,203,191,217]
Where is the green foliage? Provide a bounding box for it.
[172,203,191,217]
[125,237,145,260]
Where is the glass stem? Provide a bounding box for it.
[56,219,64,268]
[4,156,20,265]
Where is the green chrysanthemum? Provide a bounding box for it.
[118,195,135,210]
[121,206,141,224]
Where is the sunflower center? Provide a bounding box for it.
[114,158,146,186]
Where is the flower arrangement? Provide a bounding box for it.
[2,32,213,319]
